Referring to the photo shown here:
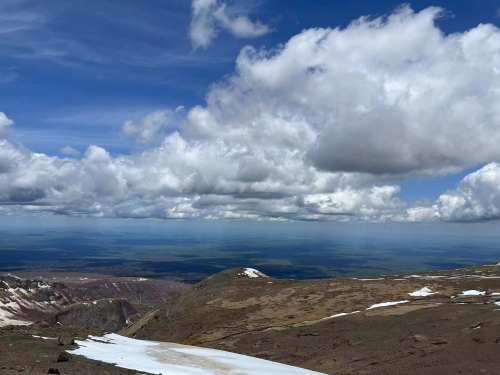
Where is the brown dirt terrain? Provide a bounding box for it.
[123,265,500,374]
[3,266,500,374]
[0,326,138,375]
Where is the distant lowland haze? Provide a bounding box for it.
[1,215,499,280]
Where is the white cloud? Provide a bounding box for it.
[300,186,403,219]
[190,0,270,49]
[0,133,399,220]
[213,3,270,38]
[60,146,80,157]
[122,108,183,144]
[190,0,219,49]
[0,112,14,139]
[2,6,500,222]
[412,163,500,222]
[227,5,500,175]
[405,206,440,222]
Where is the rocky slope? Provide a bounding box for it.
[0,273,191,374]
[3,266,500,374]
[0,275,73,327]
[53,299,137,332]
[0,273,190,330]
[123,266,500,374]
[58,276,191,313]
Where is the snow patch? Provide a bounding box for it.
[33,335,56,340]
[366,300,409,310]
[409,287,435,297]
[0,276,62,327]
[69,334,326,375]
[0,309,30,327]
[460,290,486,296]
[323,311,361,320]
[405,275,446,279]
[240,268,268,279]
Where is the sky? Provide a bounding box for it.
[1,0,500,222]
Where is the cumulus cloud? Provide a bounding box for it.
[2,6,500,222]
[0,133,399,220]
[60,146,80,157]
[190,0,270,49]
[407,163,500,222]
[122,107,183,144]
[227,6,500,175]
[0,112,13,139]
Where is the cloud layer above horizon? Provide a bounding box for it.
[1,6,500,222]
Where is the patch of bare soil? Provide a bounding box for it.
[0,326,138,375]
[124,265,500,374]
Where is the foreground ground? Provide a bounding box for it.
[3,264,500,373]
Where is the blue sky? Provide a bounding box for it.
[1,0,500,221]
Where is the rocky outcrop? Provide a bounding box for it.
[0,274,190,329]
[0,275,73,327]
[54,299,137,332]
[61,277,190,312]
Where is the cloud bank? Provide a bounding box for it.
[190,0,270,49]
[407,163,500,222]
[2,6,500,222]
